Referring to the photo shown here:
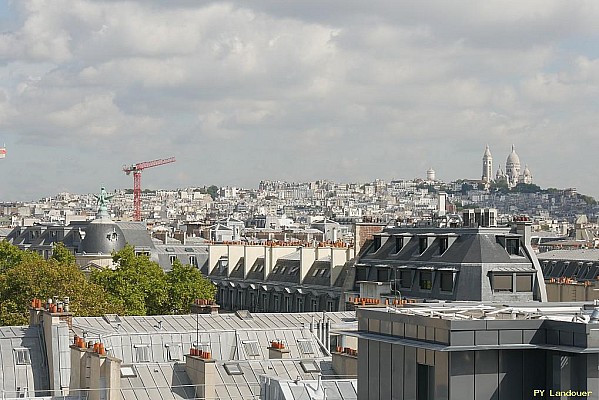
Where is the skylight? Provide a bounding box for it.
[242,340,260,357]
[297,339,315,355]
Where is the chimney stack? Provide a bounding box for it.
[35,297,74,393]
[70,338,122,400]
[268,340,290,359]
[190,299,220,315]
[185,350,216,400]
[331,346,358,378]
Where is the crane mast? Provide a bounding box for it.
[123,157,175,221]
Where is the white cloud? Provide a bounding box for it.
[1,0,599,200]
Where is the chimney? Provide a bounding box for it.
[190,299,220,315]
[514,218,532,245]
[185,350,216,400]
[70,339,122,400]
[331,347,358,378]
[69,339,87,395]
[29,298,44,326]
[268,341,290,359]
[41,298,74,393]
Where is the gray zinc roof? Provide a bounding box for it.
[538,249,599,262]
[0,325,49,398]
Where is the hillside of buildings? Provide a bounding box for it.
[1,178,597,240]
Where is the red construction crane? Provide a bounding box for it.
[123,157,176,221]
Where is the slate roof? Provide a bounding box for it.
[0,325,49,398]
[67,312,356,400]
[360,227,530,265]
[538,249,599,262]
[116,221,155,248]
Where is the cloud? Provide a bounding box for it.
[0,0,599,201]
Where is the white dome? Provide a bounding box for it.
[523,165,531,176]
[506,145,520,166]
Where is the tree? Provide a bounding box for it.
[490,180,509,193]
[206,185,219,200]
[513,183,541,193]
[166,259,215,314]
[51,242,76,265]
[0,256,125,325]
[91,245,169,315]
[0,241,41,273]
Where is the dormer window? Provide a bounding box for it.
[439,237,448,254]
[419,237,428,254]
[14,348,31,365]
[505,238,520,256]
[106,230,118,241]
[373,236,381,252]
[395,237,404,253]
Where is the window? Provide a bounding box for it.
[106,231,118,241]
[296,298,304,312]
[573,263,582,278]
[493,275,512,292]
[440,271,454,292]
[419,271,432,290]
[417,364,434,400]
[14,348,31,365]
[311,299,318,312]
[284,296,291,312]
[242,341,260,357]
[169,255,177,265]
[439,238,448,254]
[400,270,412,288]
[288,266,299,275]
[300,360,320,373]
[419,238,428,254]
[120,366,137,378]
[184,247,194,252]
[166,344,183,361]
[297,339,315,354]
[134,345,150,362]
[377,268,389,282]
[327,300,335,311]
[516,274,533,292]
[395,237,404,253]
[189,256,198,267]
[356,267,368,281]
[224,363,244,375]
[505,238,520,255]
[373,237,381,252]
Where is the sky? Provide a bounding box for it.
[1,0,599,201]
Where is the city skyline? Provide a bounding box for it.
[2,1,599,201]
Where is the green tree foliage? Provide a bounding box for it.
[489,180,509,193]
[92,245,215,316]
[91,245,169,315]
[580,195,597,205]
[0,241,41,273]
[513,183,542,193]
[201,185,219,200]
[166,259,216,314]
[0,240,216,325]
[51,242,76,265]
[0,243,125,325]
